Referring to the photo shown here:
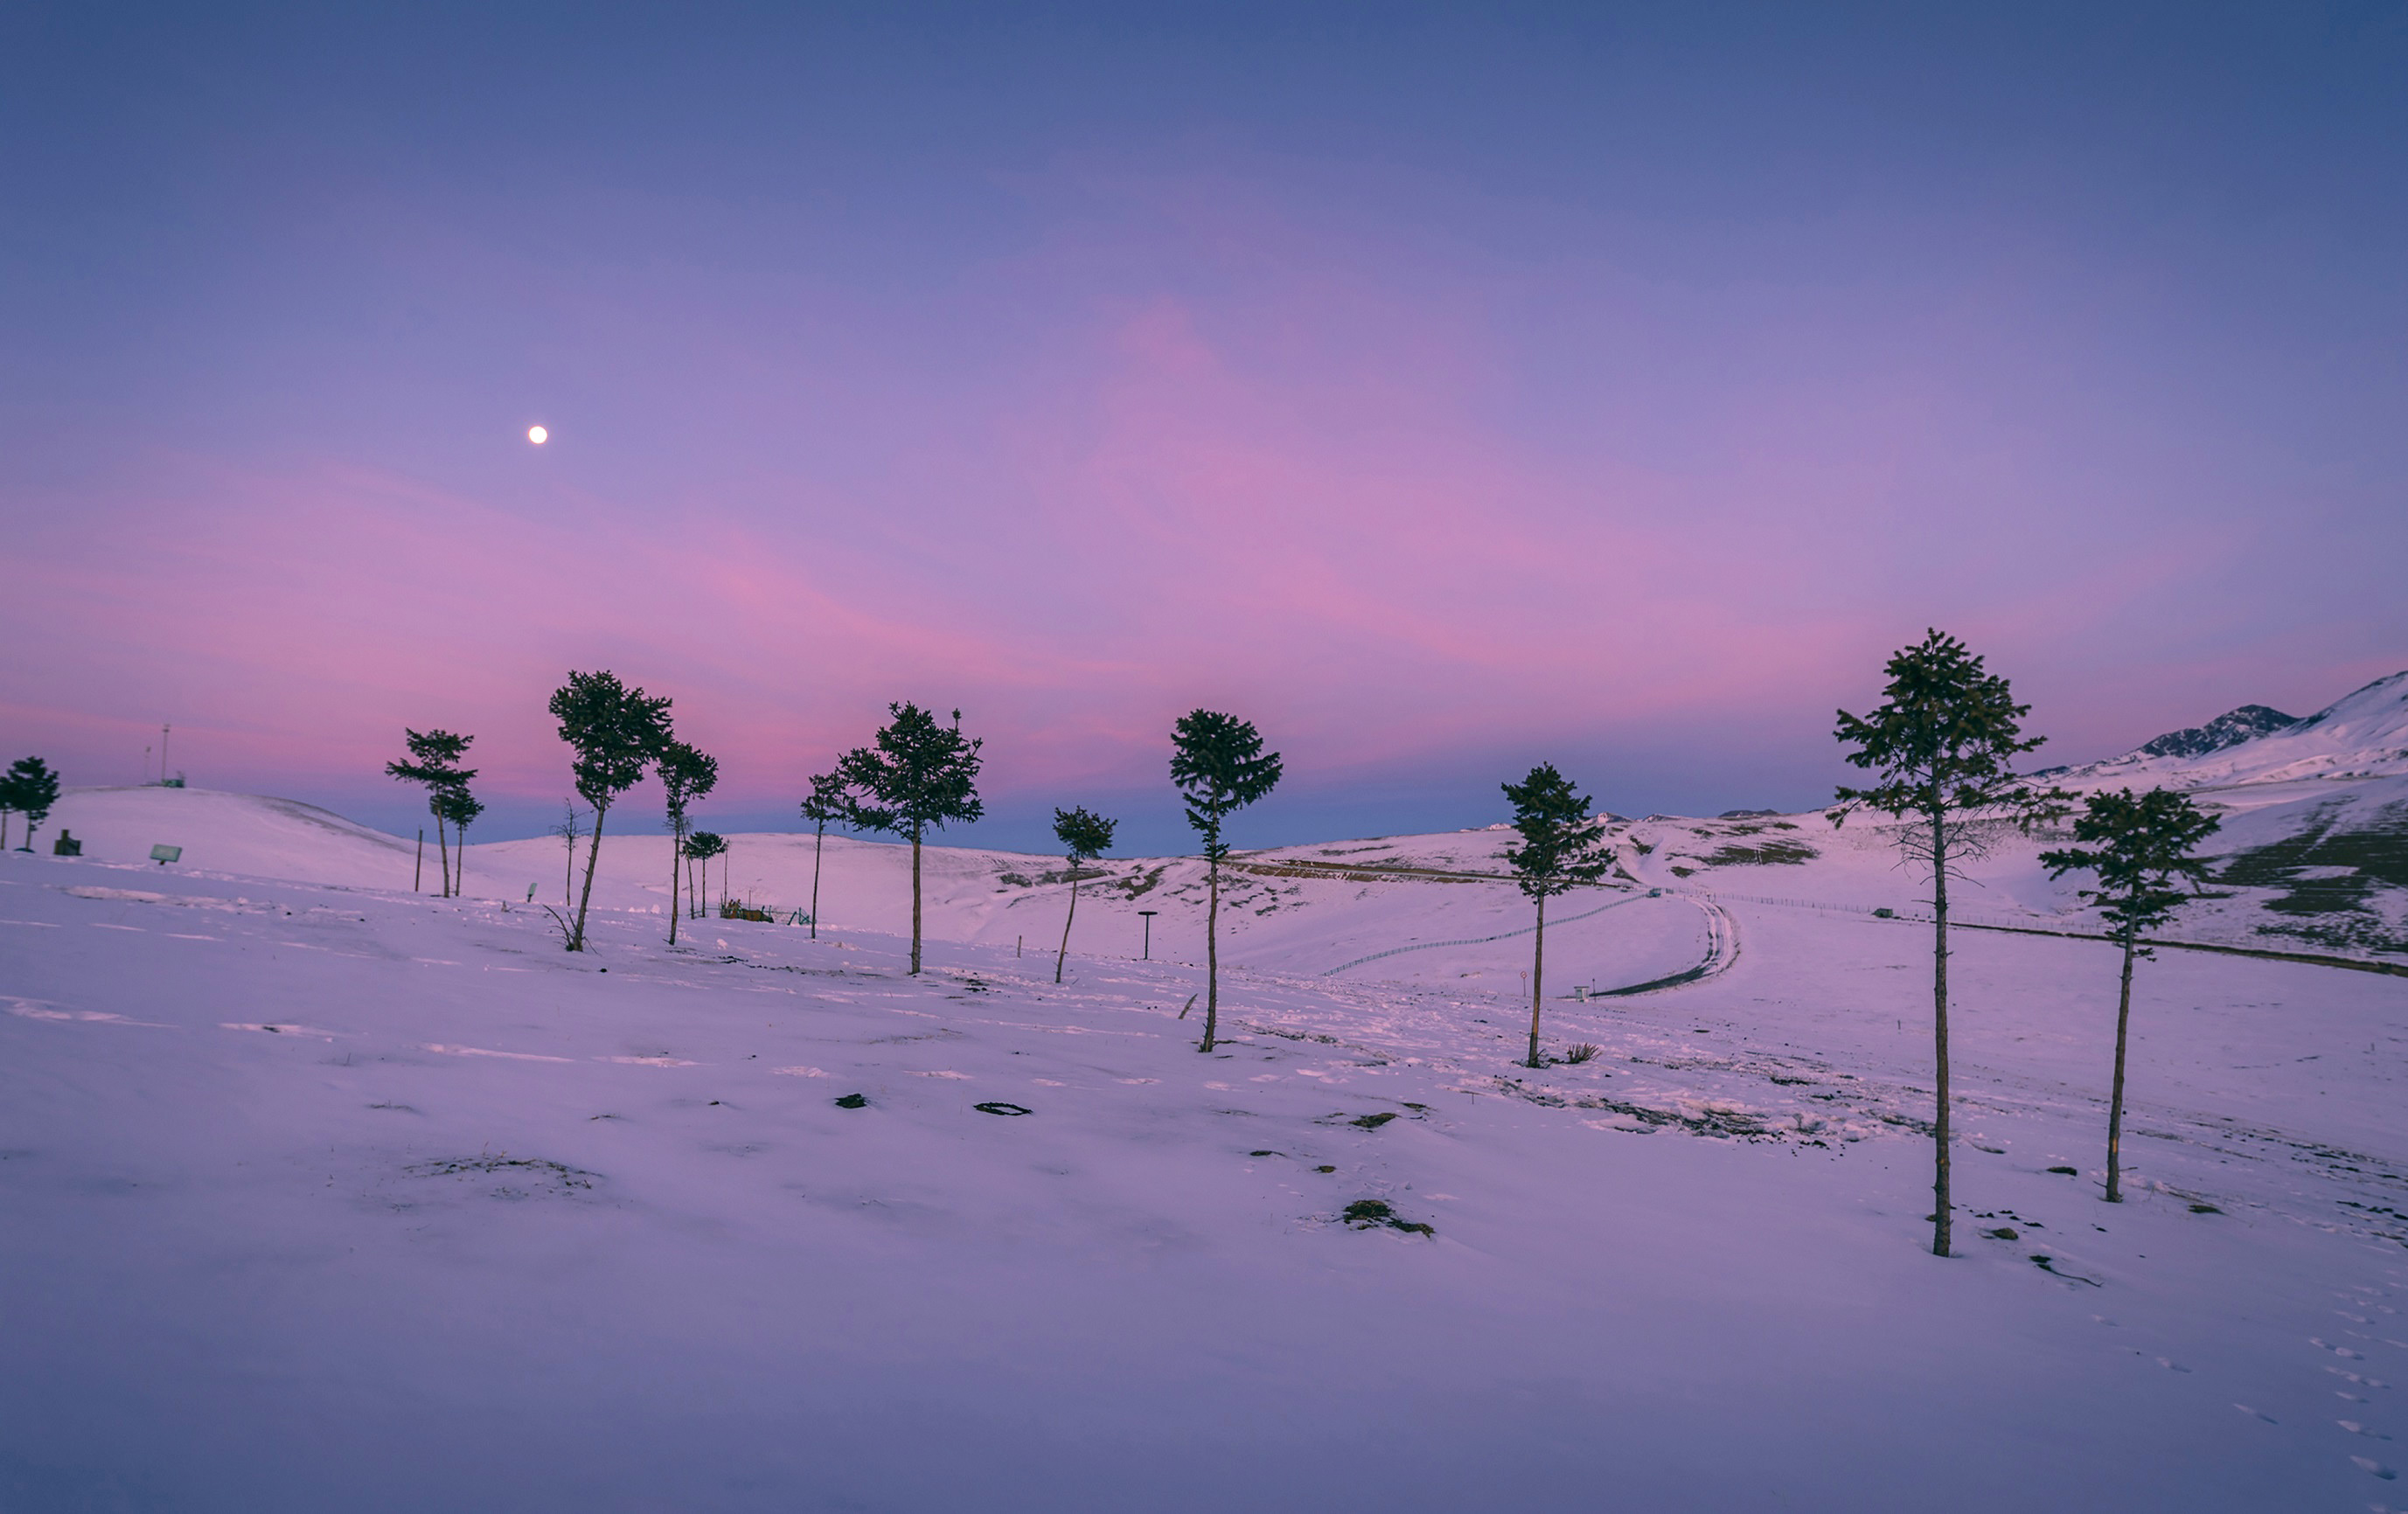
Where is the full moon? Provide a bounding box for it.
[527,425,548,445]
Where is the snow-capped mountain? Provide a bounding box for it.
[2082,670,2408,788]
[2133,704,2298,760]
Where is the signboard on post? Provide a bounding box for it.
[150,844,182,865]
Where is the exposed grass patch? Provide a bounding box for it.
[1696,839,1819,867]
[407,1154,595,1195]
[2217,801,2408,955]
[1341,1198,1435,1237]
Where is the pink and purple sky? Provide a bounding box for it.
[5,4,2405,852]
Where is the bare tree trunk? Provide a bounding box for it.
[2107,926,2137,1203]
[909,825,923,974]
[416,828,424,892]
[571,803,608,952]
[1056,872,1079,984]
[810,822,825,939]
[1929,808,1953,1258]
[435,810,451,897]
[1526,892,1548,1068]
[668,826,681,945]
[455,824,468,897]
[1201,855,1221,1052]
[563,831,573,906]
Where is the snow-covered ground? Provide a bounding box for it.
[4,781,2405,1511]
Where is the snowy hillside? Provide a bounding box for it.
[5,792,2406,1509]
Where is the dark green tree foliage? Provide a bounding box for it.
[684,831,727,918]
[833,704,984,974]
[1051,805,1118,985]
[548,670,673,952]
[1833,629,2068,1258]
[1500,763,1613,1069]
[2041,788,2222,1203]
[3,756,61,851]
[384,729,476,896]
[799,769,849,941]
[1168,710,1283,1052]
[657,740,720,945]
[433,784,485,899]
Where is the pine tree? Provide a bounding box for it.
[548,671,673,952]
[658,740,720,945]
[3,757,60,852]
[1500,763,1613,1069]
[2041,787,2222,1203]
[434,784,484,898]
[1168,710,1283,1052]
[799,770,848,941]
[832,705,984,974]
[1051,805,1118,985]
[1834,629,2068,1257]
[685,831,727,917]
[384,729,476,896]
[552,802,583,906]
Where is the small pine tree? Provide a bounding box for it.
[2041,787,2222,1203]
[552,802,584,906]
[799,769,849,941]
[385,729,476,896]
[1169,711,1283,1052]
[434,784,484,898]
[832,704,985,975]
[548,671,673,952]
[1500,763,1613,1069]
[1051,805,1118,984]
[685,831,727,918]
[1834,629,2068,1257]
[658,740,720,945]
[3,757,61,852]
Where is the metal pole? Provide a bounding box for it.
[414,829,424,892]
[1138,910,1156,960]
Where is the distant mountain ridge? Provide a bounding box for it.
[2136,704,2299,760]
[2089,670,2408,786]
